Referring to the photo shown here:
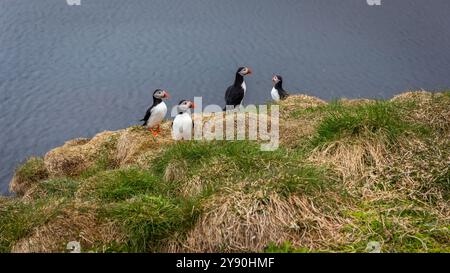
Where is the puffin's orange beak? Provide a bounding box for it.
[247,68,252,75]
[190,102,196,109]
[164,91,170,99]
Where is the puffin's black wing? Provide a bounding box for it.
[224,85,244,108]
[140,106,154,126]
[279,89,289,100]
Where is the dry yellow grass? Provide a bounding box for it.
[308,135,389,190]
[44,131,120,177]
[116,125,174,166]
[3,91,449,253]
[9,157,49,196]
[165,190,348,252]
[11,202,124,253]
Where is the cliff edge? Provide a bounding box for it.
[1,91,449,253]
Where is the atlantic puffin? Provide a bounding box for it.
[224,66,252,110]
[141,89,170,136]
[271,75,289,102]
[172,100,195,140]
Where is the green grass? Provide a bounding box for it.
[0,199,63,252]
[152,141,215,177]
[264,241,311,253]
[341,201,450,253]
[80,168,165,202]
[13,157,49,192]
[2,91,448,253]
[311,101,426,146]
[289,99,340,119]
[152,140,338,199]
[36,178,79,198]
[153,140,285,181]
[15,157,48,181]
[434,168,450,199]
[79,135,119,179]
[104,194,200,252]
[153,140,294,178]
[269,164,333,196]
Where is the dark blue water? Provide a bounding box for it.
[1,0,450,195]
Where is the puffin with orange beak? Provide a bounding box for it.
[224,66,252,110]
[271,75,289,102]
[141,89,170,136]
[172,100,195,140]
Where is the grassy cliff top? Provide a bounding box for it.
[1,91,449,253]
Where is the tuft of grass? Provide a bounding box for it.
[152,141,214,177]
[271,164,333,197]
[153,140,291,178]
[79,135,119,179]
[441,90,450,98]
[78,168,163,202]
[15,157,48,181]
[289,100,339,119]
[341,201,450,253]
[2,91,448,253]
[104,195,199,252]
[0,199,63,252]
[36,178,79,198]
[312,101,425,146]
[11,157,49,195]
[433,168,450,200]
[152,140,313,199]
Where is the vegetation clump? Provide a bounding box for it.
[1,91,449,253]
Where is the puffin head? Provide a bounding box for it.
[177,100,195,112]
[153,89,170,100]
[237,67,252,76]
[272,75,283,86]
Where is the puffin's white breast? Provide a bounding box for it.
[147,102,167,128]
[271,87,280,102]
[172,112,193,140]
[241,81,247,94]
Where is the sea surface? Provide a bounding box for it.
[1,0,450,194]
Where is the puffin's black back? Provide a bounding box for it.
[140,89,163,125]
[224,68,246,109]
[225,85,245,107]
[275,75,289,100]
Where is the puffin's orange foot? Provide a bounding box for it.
[156,126,161,133]
[147,127,158,137]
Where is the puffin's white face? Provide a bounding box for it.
[272,75,281,85]
[178,100,195,112]
[238,67,252,76]
[153,89,170,99]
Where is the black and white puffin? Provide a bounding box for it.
[172,100,195,140]
[224,66,252,110]
[141,89,170,136]
[271,75,289,102]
